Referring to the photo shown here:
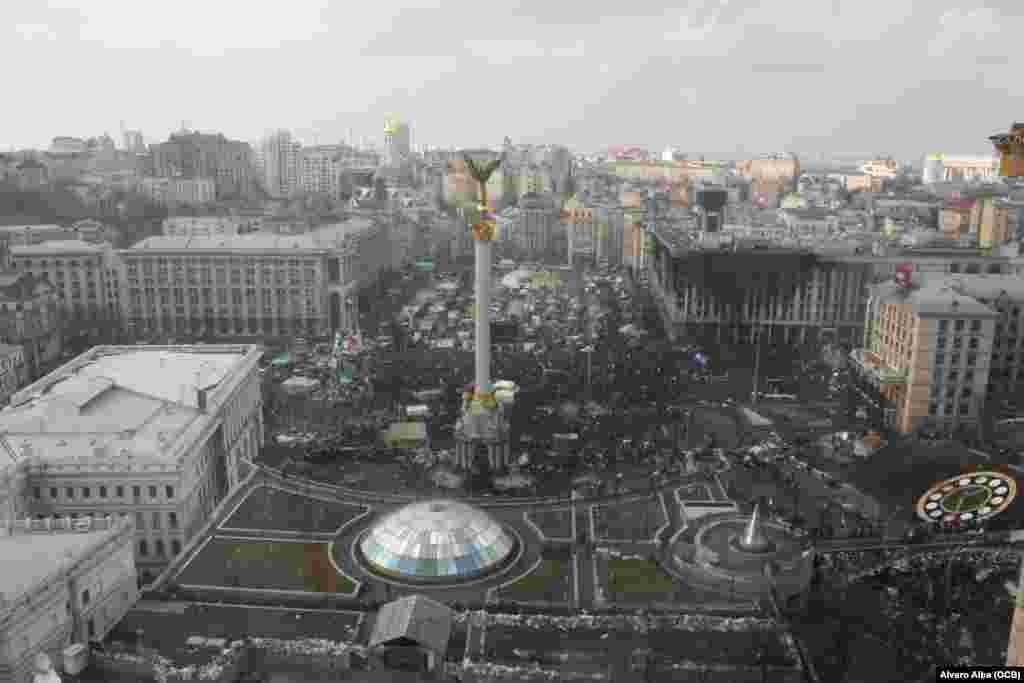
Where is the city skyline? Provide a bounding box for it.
[4,0,1019,157]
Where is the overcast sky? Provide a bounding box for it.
[5,0,1019,159]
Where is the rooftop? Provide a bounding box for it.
[0,518,127,606]
[0,345,257,464]
[0,224,63,233]
[369,595,453,654]
[129,217,378,252]
[921,273,1024,302]
[11,240,104,255]
[876,280,999,317]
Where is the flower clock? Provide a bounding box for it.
[915,471,1016,525]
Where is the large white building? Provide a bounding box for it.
[120,218,393,340]
[0,344,263,584]
[0,501,138,681]
[9,240,123,344]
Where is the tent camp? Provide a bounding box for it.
[383,421,429,450]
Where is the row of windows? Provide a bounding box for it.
[935,336,981,351]
[934,351,979,367]
[947,263,1003,275]
[135,510,178,530]
[32,484,174,501]
[126,270,317,285]
[933,368,976,383]
[128,287,316,303]
[928,401,973,416]
[937,319,984,333]
[138,538,181,557]
[131,316,322,332]
[15,258,100,269]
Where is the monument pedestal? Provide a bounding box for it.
[454,405,512,471]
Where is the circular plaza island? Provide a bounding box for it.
[356,499,519,585]
[671,504,813,605]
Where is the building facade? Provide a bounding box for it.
[0,224,106,247]
[0,344,27,406]
[120,219,392,341]
[150,132,253,199]
[735,156,800,197]
[258,130,302,199]
[646,224,1024,348]
[299,146,350,198]
[0,241,62,380]
[2,344,263,583]
[854,274,1024,434]
[515,193,562,262]
[990,123,1024,178]
[138,177,216,206]
[0,508,138,681]
[938,155,1000,182]
[9,241,123,345]
[162,216,259,239]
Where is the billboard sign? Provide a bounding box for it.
[895,263,913,288]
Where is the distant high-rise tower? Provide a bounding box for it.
[259,130,301,198]
[383,115,411,166]
[122,130,145,154]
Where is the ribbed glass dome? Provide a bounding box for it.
[359,500,515,581]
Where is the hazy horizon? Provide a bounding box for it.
[5,0,1017,159]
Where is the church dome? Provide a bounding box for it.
[359,499,515,581]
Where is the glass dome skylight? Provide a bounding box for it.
[359,499,515,581]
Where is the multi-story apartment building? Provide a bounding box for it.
[0,242,62,379]
[735,156,800,197]
[258,130,302,199]
[150,131,253,199]
[990,123,1024,178]
[853,273,1024,434]
[562,197,594,266]
[383,119,411,166]
[942,198,976,243]
[514,193,562,262]
[645,222,1024,347]
[591,200,625,267]
[8,240,122,345]
[122,129,145,154]
[0,344,263,584]
[0,480,137,681]
[120,218,392,341]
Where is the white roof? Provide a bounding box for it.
[0,224,63,232]
[0,348,249,463]
[0,528,113,604]
[11,240,103,255]
[129,218,377,252]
